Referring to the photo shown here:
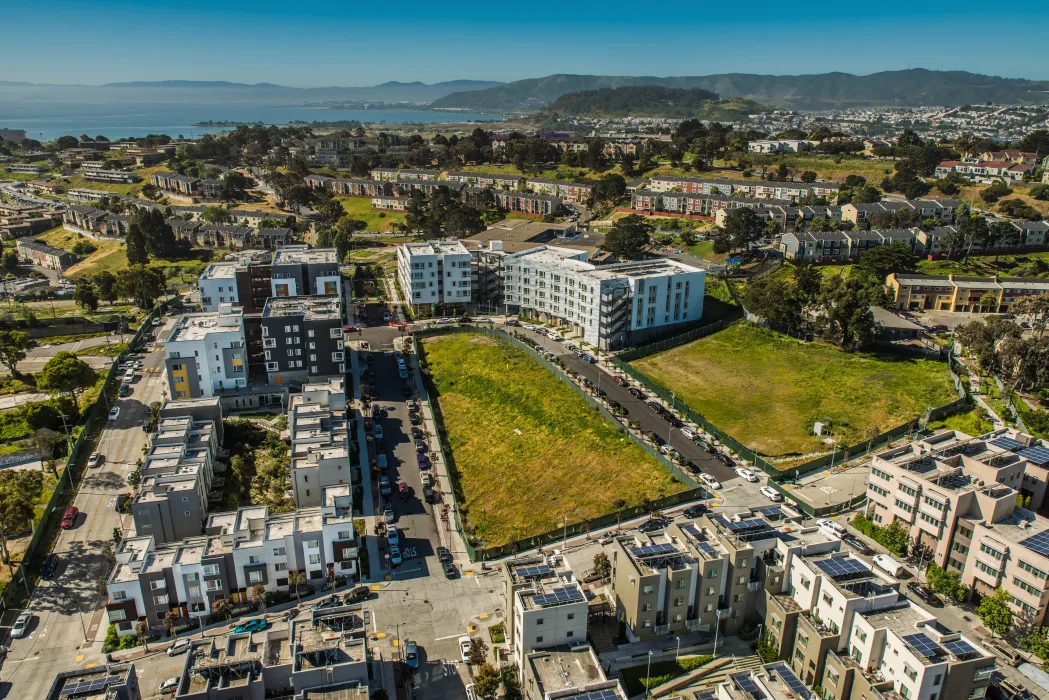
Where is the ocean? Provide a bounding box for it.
[0,101,505,142]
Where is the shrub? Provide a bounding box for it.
[102,624,120,653]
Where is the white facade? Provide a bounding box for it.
[164,304,247,398]
[397,240,473,309]
[197,262,243,312]
[514,584,588,663]
[290,378,350,508]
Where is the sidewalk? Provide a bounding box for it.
[350,347,384,582]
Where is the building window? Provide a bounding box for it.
[248,571,263,583]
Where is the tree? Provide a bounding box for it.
[125,221,149,265]
[29,428,65,479]
[212,598,233,626]
[0,330,35,375]
[319,198,345,225]
[601,215,653,260]
[811,277,874,351]
[93,270,118,303]
[116,265,166,308]
[164,610,180,638]
[288,570,306,604]
[2,250,20,274]
[468,637,489,666]
[73,282,99,312]
[1014,294,1049,337]
[880,519,910,557]
[592,552,611,579]
[978,589,1014,638]
[791,263,822,305]
[591,173,626,206]
[0,470,43,567]
[853,242,919,283]
[713,207,764,254]
[980,181,1012,203]
[473,663,501,699]
[756,631,778,663]
[925,563,966,602]
[252,583,266,610]
[202,206,233,224]
[744,277,802,329]
[136,620,151,651]
[37,351,97,407]
[500,665,522,699]
[55,135,79,150]
[800,170,818,183]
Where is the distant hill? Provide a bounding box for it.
[430,70,1049,111]
[543,86,765,119]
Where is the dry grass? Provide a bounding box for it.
[423,333,684,546]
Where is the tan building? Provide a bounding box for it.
[886,272,1049,313]
[522,644,626,700]
[502,557,589,670]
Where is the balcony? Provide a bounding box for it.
[747,580,762,592]
[654,624,669,635]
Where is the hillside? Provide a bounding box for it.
[430,69,1049,111]
[543,86,764,119]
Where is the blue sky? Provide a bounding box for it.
[4,1,1049,86]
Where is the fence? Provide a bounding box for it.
[0,299,174,611]
[412,325,706,562]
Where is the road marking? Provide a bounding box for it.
[370,584,381,590]
[376,632,386,639]
[464,571,474,577]
[392,639,399,647]
[434,633,464,641]
[85,663,96,668]
[75,654,84,663]
[478,614,488,620]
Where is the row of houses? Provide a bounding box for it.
[15,237,78,270]
[934,159,1036,183]
[888,271,1049,313]
[150,171,233,199]
[644,174,843,202]
[309,170,594,204]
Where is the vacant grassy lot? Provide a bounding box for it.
[423,333,684,546]
[337,196,406,232]
[632,323,957,457]
[35,226,127,279]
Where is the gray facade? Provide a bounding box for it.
[261,296,344,386]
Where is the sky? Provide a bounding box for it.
[3,1,1049,86]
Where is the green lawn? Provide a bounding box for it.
[337,196,406,232]
[422,333,684,546]
[927,405,994,436]
[631,322,957,457]
[620,656,713,696]
[916,252,1049,279]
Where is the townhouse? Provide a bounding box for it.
[83,169,140,184]
[260,295,344,385]
[66,188,109,203]
[6,164,47,175]
[502,246,705,349]
[632,189,795,220]
[865,428,1049,625]
[255,227,292,249]
[227,209,294,228]
[195,224,254,248]
[391,179,465,197]
[371,194,411,211]
[781,228,918,263]
[369,167,441,182]
[288,378,351,508]
[748,139,817,154]
[270,245,342,299]
[887,272,1049,313]
[397,240,473,315]
[524,177,593,203]
[27,180,61,195]
[485,189,562,216]
[304,173,334,190]
[522,645,626,700]
[168,218,201,243]
[840,199,963,228]
[978,150,1040,165]
[106,492,358,634]
[934,160,1035,183]
[329,178,392,198]
[15,237,78,270]
[646,175,842,202]
[445,171,524,190]
[502,557,589,668]
[163,304,248,399]
[152,171,202,195]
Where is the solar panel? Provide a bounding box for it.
[944,639,978,658]
[533,586,584,606]
[693,692,716,700]
[813,557,869,581]
[697,542,718,556]
[1019,529,1049,555]
[903,633,945,659]
[724,518,768,532]
[731,672,760,695]
[990,436,1023,452]
[755,505,783,519]
[1018,445,1049,465]
[768,662,809,696]
[566,689,619,700]
[630,543,677,558]
[515,564,552,578]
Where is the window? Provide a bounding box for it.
[112,590,127,600]
[203,564,219,577]
[109,609,126,621]
[958,525,973,539]
[871,467,891,481]
[1019,561,1048,579]
[980,543,1004,561]
[248,570,263,583]
[189,586,201,597]
[677,579,687,589]
[800,577,810,589]
[706,586,715,596]
[898,483,918,497]
[151,579,166,590]
[273,547,286,556]
[708,569,718,579]
[895,499,915,514]
[642,584,654,594]
[567,613,575,620]
[641,602,653,612]
[536,635,544,643]
[205,579,221,591]
[274,563,287,572]
[309,554,321,565]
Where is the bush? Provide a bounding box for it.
[102,624,120,653]
[118,633,139,650]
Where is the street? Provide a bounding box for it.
[0,345,168,699]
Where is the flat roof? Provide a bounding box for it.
[201,261,243,280]
[526,646,614,698]
[168,309,244,342]
[272,246,337,265]
[262,295,341,320]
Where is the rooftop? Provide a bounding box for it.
[272,246,337,265]
[402,240,470,257]
[263,295,341,320]
[200,261,243,280]
[526,645,617,699]
[167,308,244,342]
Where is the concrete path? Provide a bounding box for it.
[0,391,50,410]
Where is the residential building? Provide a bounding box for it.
[445,171,525,189]
[503,557,589,666]
[83,169,139,184]
[485,189,562,216]
[646,175,841,202]
[66,188,109,203]
[152,171,202,195]
[260,295,344,385]
[329,178,392,197]
[256,227,292,249]
[6,164,47,174]
[228,209,294,228]
[16,237,78,270]
[502,247,705,349]
[0,129,27,144]
[524,177,593,203]
[781,229,919,263]
[632,189,794,220]
[196,224,254,248]
[935,160,1035,183]
[749,139,817,153]
[371,194,411,211]
[198,261,247,312]
[304,174,334,190]
[270,245,342,299]
[886,272,1049,313]
[163,305,248,399]
[369,167,440,182]
[841,199,963,228]
[397,240,473,315]
[289,378,350,508]
[522,645,626,700]
[45,663,141,700]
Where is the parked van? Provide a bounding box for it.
[123,369,136,383]
[816,519,846,539]
[872,554,904,577]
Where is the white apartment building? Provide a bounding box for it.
[289,378,351,508]
[502,559,589,670]
[164,304,248,399]
[397,240,473,314]
[502,246,706,349]
[198,261,244,312]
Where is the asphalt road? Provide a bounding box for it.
[1,347,169,699]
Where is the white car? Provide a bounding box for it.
[759,486,783,502]
[680,427,697,440]
[699,473,722,490]
[108,407,120,421]
[167,638,191,655]
[735,467,759,482]
[523,323,536,331]
[159,677,179,694]
[11,611,31,638]
[817,518,846,539]
[459,636,473,662]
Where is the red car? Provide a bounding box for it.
[343,325,360,333]
[398,482,410,499]
[613,376,629,387]
[61,506,79,529]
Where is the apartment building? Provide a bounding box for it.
[289,378,350,508]
[525,178,593,203]
[371,195,411,211]
[502,247,705,350]
[15,237,78,270]
[913,220,1049,257]
[260,295,344,385]
[168,219,201,243]
[645,175,841,202]
[522,645,626,700]
[195,224,254,248]
[485,189,562,216]
[841,199,963,228]
[66,188,108,203]
[935,160,1034,183]
[502,558,589,668]
[369,167,441,182]
[62,205,109,231]
[781,229,918,263]
[6,164,47,174]
[198,261,248,312]
[749,139,817,153]
[107,492,357,635]
[151,171,202,195]
[886,272,1049,313]
[445,171,525,189]
[45,663,141,700]
[164,305,247,399]
[329,178,392,197]
[270,245,341,299]
[83,169,139,184]
[633,189,794,220]
[397,240,473,314]
[132,411,219,545]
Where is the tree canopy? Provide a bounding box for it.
[37,351,97,407]
[601,215,653,260]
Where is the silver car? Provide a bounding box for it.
[11,611,32,638]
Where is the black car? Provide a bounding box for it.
[661,413,683,428]
[907,582,941,606]
[415,440,428,453]
[411,427,425,440]
[594,388,606,398]
[436,546,453,564]
[409,413,422,425]
[41,552,59,580]
[651,435,666,447]
[443,562,458,578]
[609,401,627,415]
[684,460,702,474]
[646,401,664,413]
[638,518,669,533]
[628,387,646,400]
[683,504,709,518]
[344,585,371,604]
[716,452,734,466]
[401,384,413,397]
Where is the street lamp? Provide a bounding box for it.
[675,635,681,661]
[645,650,654,698]
[713,608,728,659]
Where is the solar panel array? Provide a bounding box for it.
[692,692,716,700]
[990,436,1024,452]
[722,518,768,532]
[565,689,619,700]
[697,542,718,556]
[1018,529,1049,555]
[515,564,552,578]
[943,639,978,658]
[755,505,783,520]
[813,557,869,581]
[769,662,809,697]
[903,633,945,659]
[532,586,584,607]
[630,543,677,558]
[731,672,760,696]
[1018,445,1049,465]
[60,676,120,697]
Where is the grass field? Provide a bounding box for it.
[423,333,684,546]
[35,226,127,279]
[52,166,169,197]
[916,251,1049,278]
[927,404,994,436]
[631,323,957,457]
[337,196,406,232]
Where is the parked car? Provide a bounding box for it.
[613,376,628,387]
[759,486,783,502]
[580,354,595,363]
[11,611,32,638]
[459,636,473,662]
[715,452,734,467]
[699,473,722,490]
[387,527,400,547]
[108,407,120,421]
[907,581,941,606]
[61,506,79,529]
[638,518,669,533]
[436,546,453,564]
[404,639,420,668]
[390,545,403,566]
[167,638,191,656]
[628,387,647,400]
[415,440,428,453]
[735,468,758,482]
[159,677,180,695]
[234,618,270,634]
[661,413,683,428]
[373,424,384,440]
[41,553,59,580]
[118,384,130,397]
[443,561,458,578]
[650,434,666,447]
[695,438,712,452]
[379,476,392,496]
[383,504,395,523]
[982,640,1025,667]
[504,319,520,327]
[646,401,664,413]
[683,460,702,474]
[683,504,709,518]
[680,427,697,440]
[88,452,104,468]
[344,585,371,604]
